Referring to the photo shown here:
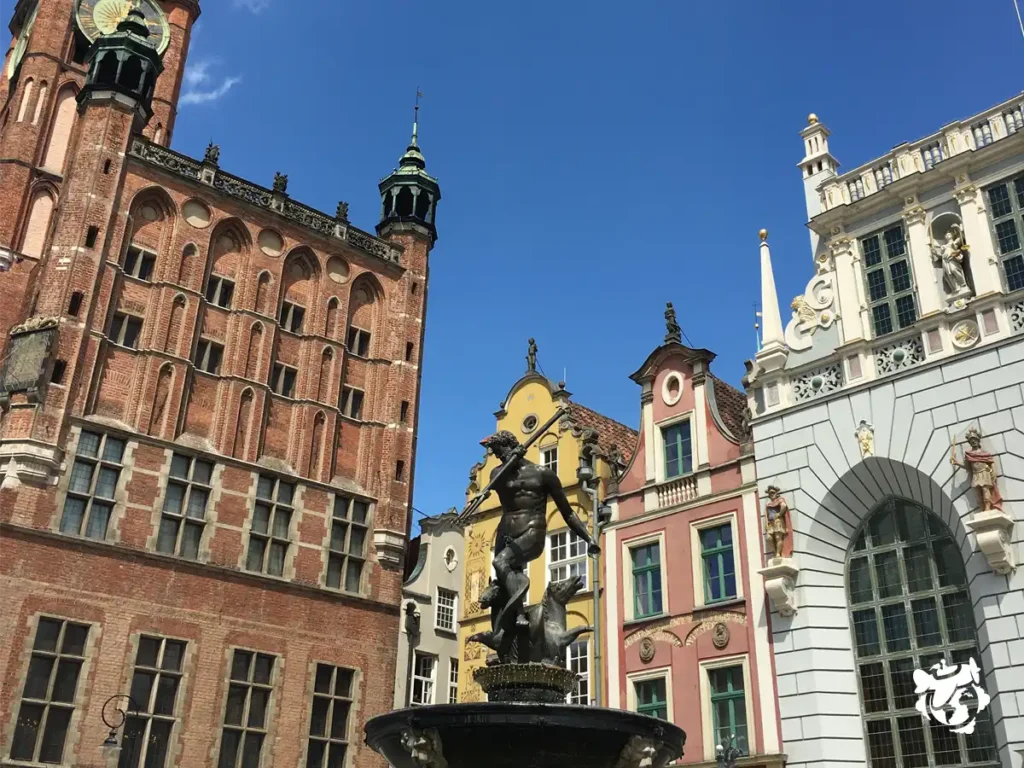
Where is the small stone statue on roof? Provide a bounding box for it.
[335,201,350,222]
[526,338,537,372]
[664,302,682,344]
[203,142,220,165]
[272,172,288,194]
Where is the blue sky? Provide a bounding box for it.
[172,0,1024,525]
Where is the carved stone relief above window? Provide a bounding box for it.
[1009,298,1024,333]
[792,363,844,402]
[873,336,925,376]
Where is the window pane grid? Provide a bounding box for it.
[158,454,212,559]
[306,664,353,768]
[60,431,124,540]
[662,421,693,478]
[986,174,1024,293]
[448,659,459,704]
[634,678,667,719]
[631,543,663,618]
[246,477,294,577]
[11,618,90,764]
[848,499,998,767]
[549,530,589,589]
[709,666,748,754]
[700,524,736,604]
[218,650,276,768]
[436,589,457,632]
[324,496,369,593]
[860,225,917,338]
[411,653,436,706]
[119,636,186,768]
[566,640,589,706]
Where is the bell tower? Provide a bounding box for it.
[377,106,441,245]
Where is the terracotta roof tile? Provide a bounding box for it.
[710,374,750,442]
[566,402,639,463]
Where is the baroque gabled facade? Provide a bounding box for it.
[603,307,783,767]
[746,93,1024,768]
[0,2,440,767]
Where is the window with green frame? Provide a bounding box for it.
[985,173,1024,292]
[662,421,692,478]
[860,224,917,337]
[700,524,736,603]
[709,666,748,753]
[631,542,663,618]
[634,678,667,720]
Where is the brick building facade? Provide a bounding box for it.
[0,2,440,767]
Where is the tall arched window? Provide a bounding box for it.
[846,499,997,767]
[42,86,77,174]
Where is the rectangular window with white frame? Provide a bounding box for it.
[626,668,672,721]
[411,652,436,706]
[859,224,917,337]
[548,529,588,588]
[985,173,1024,293]
[662,420,693,478]
[691,513,741,608]
[435,588,458,633]
[541,445,558,474]
[699,655,754,760]
[566,639,590,705]
[448,659,459,704]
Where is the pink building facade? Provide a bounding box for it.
[603,321,784,767]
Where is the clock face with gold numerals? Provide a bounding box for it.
[75,0,170,55]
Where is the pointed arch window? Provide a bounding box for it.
[846,499,997,767]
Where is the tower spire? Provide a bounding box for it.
[412,87,422,147]
[754,229,788,372]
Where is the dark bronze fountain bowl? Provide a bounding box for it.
[365,702,685,768]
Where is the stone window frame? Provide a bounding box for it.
[118,633,190,768]
[124,243,157,282]
[622,530,667,622]
[626,665,673,721]
[279,300,306,334]
[243,475,298,579]
[302,662,357,768]
[6,615,93,765]
[689,511,742,609]
[270,362,298,398]
[299,661,362,768]
[154,452,216,560]
[204,274,236,309]
[983,172,1024,293]
[58,428,128,541]
[109,311,144,349]
[323,493,372,594]
[214,647,279,768]
[345,325,371,358]
[858,223,918,338]
[697,653,754,760]
[194,338,224,375]
[340,386,364,420]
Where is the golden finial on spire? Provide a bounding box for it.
[759,228,768,241]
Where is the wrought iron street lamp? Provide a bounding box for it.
[715,734,747,768]
[99,694,140,765]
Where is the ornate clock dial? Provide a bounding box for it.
[76,0,170,55]
[7,3,38,79]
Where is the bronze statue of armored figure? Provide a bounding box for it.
[456,409,599,700]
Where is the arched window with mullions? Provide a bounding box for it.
[846,498,998,767]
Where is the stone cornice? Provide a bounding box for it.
[127,136,403,267]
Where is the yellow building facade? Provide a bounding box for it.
[457,371,636,705]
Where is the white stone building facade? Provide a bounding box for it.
[746,92,1024,768]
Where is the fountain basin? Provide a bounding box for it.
[365,702,686,768]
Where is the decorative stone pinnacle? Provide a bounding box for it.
[203,142,220,166]
[335,201,350,222]
[272,172,288,194]
[664,302,682,344]
[807,113,818,125]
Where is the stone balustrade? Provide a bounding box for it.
[655,474,698,508]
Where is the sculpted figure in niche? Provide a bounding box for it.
[764,485,789,560]
[951,426,1003,511]
[931,223,971,298]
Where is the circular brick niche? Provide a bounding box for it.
[327,256,350,284]
[182,199,211,228]
[258,229,283,257]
